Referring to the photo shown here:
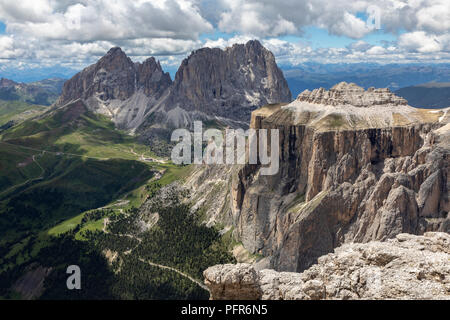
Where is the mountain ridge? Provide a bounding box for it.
[0,77,65,106]
[283,63,450,98]
[395,82,450,109]
[56,40,292,135]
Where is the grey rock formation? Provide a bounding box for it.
[142,40,291,129]
[225,85,450,272]
[11,264,52,300]
[56,47,172,130]
[56,41,292,133]
[204,232,450,300]
[297,82,408,107]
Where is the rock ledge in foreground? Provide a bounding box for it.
[204,232,450,300]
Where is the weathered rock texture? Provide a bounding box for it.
[56,47,172,130]
[148,40,291,128]
[297,82,408,107]
[12,264,52,300]
[229,83,449,272]
[56,41,291,133]
[204,232,450,300]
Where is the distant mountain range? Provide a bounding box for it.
[395,82,450,109]
[0,78,66,131]
[282,63,450,98]
[0,66,76,83]
[2,60,449,115]
[0,78,65,106]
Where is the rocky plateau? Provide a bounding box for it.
[185,83,450,300]
[226,83,450,273]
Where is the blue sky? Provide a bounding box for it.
[277,27,398,50]
[0,0,448,82]
[0,21,398,50]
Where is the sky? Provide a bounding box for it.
[0,0,449,80]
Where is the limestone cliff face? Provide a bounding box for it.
[230,83,449,272]
[204,232,450,300]
[155,40,292,127]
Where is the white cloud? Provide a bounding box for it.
[366,46,387,55]
[203,35,255,48]
[411,0,450,34]
[347,40,373,52]
[325,11,372,39]
[216,0,374,38]
[216,0,450,39]
[0,0,449,72]
[218,2,298,37]
[0,0,212,69]
[398,31,449,53]
[203,36,450,65]
[0,35,16,58]
[0,0,213,41]
[208,0,450,64]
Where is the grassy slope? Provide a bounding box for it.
[0,99,204,299]
[0,101,159,273]
[0,100,48,126]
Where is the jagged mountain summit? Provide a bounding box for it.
[56,40,292,134]
[151,40,292,128]
[56,47,172,130]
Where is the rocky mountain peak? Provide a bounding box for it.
[106,46,125,56]
[222,82,449,276]
[226,39,265,56]
[0,77,18,88]
[246,39,264,48]
[297,82,408,107]
[56,41,291,132]
[281,82,430,129]
[136,57,172,98]
[160,40,292,127]
[56,47,172,128]
[96,46,134,72]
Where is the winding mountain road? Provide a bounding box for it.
[102,218,209,293]
[138,258,210,293]
[0,141,110,161]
